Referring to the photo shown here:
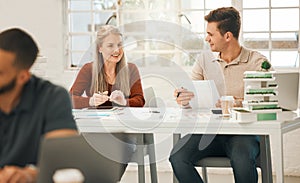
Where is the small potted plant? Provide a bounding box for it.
[261,60,271,71]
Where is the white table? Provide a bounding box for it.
[74,107,300,183]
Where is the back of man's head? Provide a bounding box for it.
[0,28,39,69]
[204,7,241,40]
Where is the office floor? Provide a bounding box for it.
[121,170,300,183]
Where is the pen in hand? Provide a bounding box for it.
[176,87,185,98]
[98,91,109,99]
[176,92,181,98]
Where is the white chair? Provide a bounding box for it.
[130,87,158,183]
[173,134,273,183]
[143,87,157,108]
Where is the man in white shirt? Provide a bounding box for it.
[169,7,270,183]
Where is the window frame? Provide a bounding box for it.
[66,0,300,69]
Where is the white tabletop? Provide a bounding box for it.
[74,107,300,183]
[75,107,299,134]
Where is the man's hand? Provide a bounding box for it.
[215,96,244,108]
[233,96,243,107]
[174,88,194,107]
[0,165,37,183]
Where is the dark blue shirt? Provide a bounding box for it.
[0,75,77,167]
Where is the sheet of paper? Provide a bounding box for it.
[189,80,220,109]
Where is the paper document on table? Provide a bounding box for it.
[73,111,113,119]
[118,107,163,121]
[72,108,125,119]
[189,80,220,109]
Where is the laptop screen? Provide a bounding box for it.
[37,135,127,183]
[274,72,299,111]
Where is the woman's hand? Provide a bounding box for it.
[89,91,109,106]
[110,90,126,106]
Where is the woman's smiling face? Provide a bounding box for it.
[99,33,124,64]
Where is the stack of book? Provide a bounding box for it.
[231,71,282,122]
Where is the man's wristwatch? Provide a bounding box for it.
[181,102,191,109]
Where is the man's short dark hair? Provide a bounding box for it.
[0,28,39,69]
[204,7,241,39]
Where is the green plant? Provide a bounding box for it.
[261,60,271,71]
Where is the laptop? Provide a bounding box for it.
[274,72,299,111]
[37,134,129,183]
[189,80,220,109]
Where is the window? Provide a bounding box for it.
[67,0,118,67]
[242,0,300,68]
[66,0,300,68]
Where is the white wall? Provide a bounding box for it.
[1,0,300,177]
[0,0,74,88]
